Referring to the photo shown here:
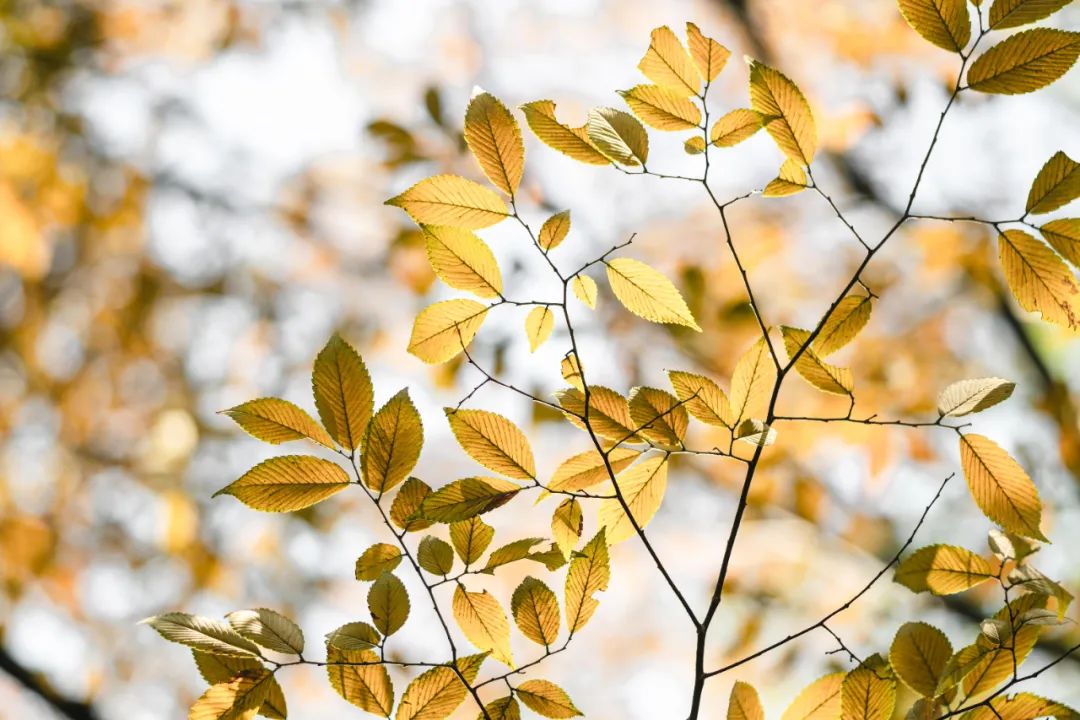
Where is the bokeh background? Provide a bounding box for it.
[2,0,1080,718]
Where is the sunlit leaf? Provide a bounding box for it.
[684,136,706,155]
[606,257,701,331]
[1027,151,1080,215]
[226,609,304,656]
[561,353,585,392]
[937,378,1015,417]
[967,29,1080,94]
[597,455,669,543]
[326,646,394,717]
[554,387,642,442]
[417,536,455,576]
[423,225,503,299]
[482,537,546,573]
[453,585,513,667]
[213,456,351,513]
[223,397,334,449]
[450,516,495,565]
[408,299,489,364]
[889,622,952,698]
[312,334,374,452]
[142,613,261,657]
[565,528,609,633]
[667,370,731,428]
[638,26,700,96]
[395,657,483,720]
[511,576,561,647]
[1041,218,1080,267]
[782,326,854,396]
[193,653,286,720]
[446,408,536,480]
[362,389,423,493]
[464,92,525,197]
[368,572,409,637]
[960,433,1047,540]
[520,101,609,165]
[780,672,844,720]
[386,174,509,228]
[628,386,688,448]
[586,108,649,166]
[525,306,555,352]
[390,477,434,532]
[763,159,809,197]
[897,0,971,52]
[727,681,764,720]
[325,622,381,651]
[190,669,273,720]
[729,338,776,426]
[547,447,641,493]
[551,498,583,558]
[841,656,896,720]
[749,60,816,165]
[989,0,1074,29]
[572,275,598,308]
[963,692,1078,720]
[814,295,872,356]
[686,22,730,83]
[480,697,522,720]
[734,419,777,447]
[620,84,701,131]
[894,544,994,594]
[419,477,521,523]
[710,109,763,147]
[999,229,1078,328]
[539,211,571,251]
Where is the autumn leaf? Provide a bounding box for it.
[539,210,571,251]
[521,100,609,165]
[226,608,305,655]
[763,159,809,197]
[565,528,609,633]
[780,672,844,720]
[525,306,555,352]
[223,397,334,449]
[620,84,701,131]
[598,455,669,543]
[418,477,521,523]
[967,29,1080,95]
[895,544,994,594]
[386,174,509,228]
[312,334,374,451]
[446,408,536,480]
[362,389,423,493]
[571,275,598,308]
[937,377,1015,417]
[213,456,351,513]
[1026,151,1080,215]
[450,516,495,565]
[889,622,952,698]
[326,646,394,717]
[422,225,503,299]
[897,0,971,52]
[685,22,730,83]
[464,92,525,197]
[960,433,1047,540]
[408,299,489,364]
[368,571,410,636]
[516,679,582,718]
[711,109,762,147]
[586,108,649,166]
[988,0,1074,30]
[727,681,764,720]
[547,447,641,494]
[749,60,816,165]
[998,229,1078,329]
[605,257,701,330]
[511,576,560,647]
[453,585,513,667]
[637,26,700,96]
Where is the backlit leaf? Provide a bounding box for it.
[781,672,844,720]
[193,653,286,720]
[312,334,374,452]
[223,397,334,449]
[727,681,764,720]
[572,275,598,308]
[446,408,536,480]
[1041,218,1080,266]
[963,692,1078,720]
[686,22,730,83]
[551,498,583,558]
[841,657,896,720]
[1026,151,1080,215]
[960,434,1047,540]
[684,136,706,154]
[597,455,669,543]
[325,622,381,651]
[561,353,584,391]
[481,697,521,720]
[605,257,701,330]
[999,229,1078,328]
[482,537,546,572]
[516,680,582,718]
[190,669,273,720]
[547,447,642,493]
[520,101,609,165]
[213,456,350,513]
[734,419,777,447]
[749,60,816,165]
[967,29,1080,94]
[539,211,570,251]
[554,387,642,442]
[464,92,524,197]
[782,326,854,396]
[894,544,994,594]
[667,370,731,428]
[142,613,261,657]
[511,576,560,647]
[628,386,688,448]
[711,109,762,147]
[419,477,521,523]
[386,174,509,228]
[226,609,304,656]
[814,295,872,356]
[763,159,808,197]
[989,0,1073,29]
[408,299,489,364]
[620,84,701,131]
[897,0,971,52]
[937,378,1015,417]
[390,477,434,532]
[417,536,455,576]
[586,108,649,166]
[638,26,700,96]
[368,572,409,636]
[729,338,776,426]
[326,646,394,717]
[962,596,1046,697]
[525,306,555,352]
[362,389,423,493]
[450,516,495,565]
[889,622,952,697]
[453,585,513,667]
[565,528,610,633]
[395,657,485,720]
[423,225,503,299]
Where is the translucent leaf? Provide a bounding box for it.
[450,516,495,565]
[967,29,1080,95]
[628,386,688,448]
[561,353,584,392]
[749,60,816,165]
[325,622,381,651]
[539,211,571,251]
[452,585,513,667]
[734,419,777,447]
[999,229,1078,328]
[419,477,521,523]
[841,656,896,720]
[142,613,261,657]
[395,662,478,720]
[480,697,522,720]
[571,275,598,308]
[520,101,609,165]
[1008,565,1073,618]
[223,397,334,449]
[362,389,423,493]
[525,306,555,352]
[312,334,374,452]
[417,536,455,576]
[637,26,700,96]
[192,653,286,720]
[1026,151,1080,215]
[482,537,545,572]
[516,679,582,718]
[814,295,873,356]
[763,159,809,197]
[597,455,669,543]
[727,681,764,720]
[686,22,731,83]
[565,528,609,633]
[729,338,776,426]
[989,0,1073,29]
[620,84,701,131]
[1041,218,1080,267]
[684,136,706,155]
[889,622,952,698]
[962,596,1046,696]
[710,109,763,147]
[894,544,994,594]
[446,408,536,480]
[586,108,649,166]
[780,672,844,720]
[511,576,561,647]
[190,669,273,720]
[554,387,642,442]
[960,434,1047,540]
[408,299,489,364]
[326,646,394,717]
[423,225,503,299]
[390,477,434,532]
[213,456,351,513]
[464,92,524,197]
[937,378,1015,417]
[368,572,409,637]
[547,447,641,494]
[964,692,1078,720]
[551,498,583,559]
[667,370,732,428]
[782,326,854,396]
[386,174,510,228]
[226,609,304,655]
[605,258,701,331]
[897,0,971,52]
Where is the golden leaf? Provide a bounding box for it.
[962,596,1046,697]
[525,306,555,352]
[620,84,701,131]
[515,679,582,718]
[963,692,1078,720]
[142,613,261,657]
[390,477,434,532]
[555,387,642,442]
[780,672,845,720]
[551,498,583,558]
[967,29,1080,95]
[999,229,1078,328]
[1026,151,1080,215]
[897,0,971,52]
[417,536,455,576]
[763,159,809,197]
[814,295,873,356]
[782,326,855,396]
[193,654,286,720]
[446,408,536,480]
[395,658,483,720]
[312,334,374,451]
[408,299,489,364]
[686,22,730,83]
[565,528,609,633]
[684,136,706,155]
[453,585,513,666]
[597,455,669,543]
[628,386,688,448]
[423,225,503,299]
[989,0,1074,31]
[572,275,598,308]
[520,101,609,165]
[547,447,641,493]
[561,353,584,391]
[539,210,571,251]
[734,419,777,447]
[450,516,495,564]
[223,397,334,449]
[368,572,410,636]
[419,477,521,523]
[729,337,776,426]
[749,61,817,165]
[889,622,953,697]
[586,108,649,166]
[386,174,509,228]
[325,622,381,651]
[226,609,304,655]
[481,697,522,720]
[1041,218,1080,266]
[638,26,701,96]
[511,576,561,647]
[605,257,701,330]
[894,544,994,594]
[362,389,423,493]
[464,92,524,197]
[213,456,351,513]
[937,377,1015,417]
[960,434,1047,540]
[667,370,731,427]
[326,646,394,717]
[482,537,545,573]
[710,109,762,147]
[189,669,273,720]
[841,659,896,720]
[727,681,764,720]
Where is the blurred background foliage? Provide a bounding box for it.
[1,0,1079,718]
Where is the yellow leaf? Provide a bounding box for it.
[572,275,598,308]
[1041,218,1080,267]
[326,646,394,717]
[481,697,522,720]
[727,681,764,720]
[960,434,1047,540]
[684,136,706,155]
[628,386,688,448]
[419,477,521,523]
[937,377,1015,417]
[515,679,582,718]
[734,419,777,447]
[897,0,971,52]
[408,299,489,364]
[962,596,1045,698]
[368,572,409,636]
[190,669,273,720]
[511,576,560,647]
[312,334,374,451]
[814,295,873,356]
[782,326,854,396]
[193,654,286,720]
[423,225,503,299]
[446,408,536,480]
[547,447,642,493]
[1026,151,1080,215]
[520,100,609,165]
[223,397,334,449]
[551,498,583,558]
[964,692,1078,720]
[729,338,776,425]
[390,477,434,532]
[586,108,648,166]
[226,609,304,656]
[560,353,584,392]
[638,26,700,96]
[213,456,351,513]
[967,29,1080,94]
[453,585,513,666]
[894,544,994,594]
[999,229,1079,328]
[362,389,423,493]
[565,528,609,633]
[781,672,844,720]
[450,516,495,564]
[325,622,381,651]
[598,455,669,543]
[667,370,731,427]
[889,622,953,698]
[395,657,484,720]
[142,613,261,657]
[841,659,896,720]
[555,386,642,442]
[525,306,555,352]
[605,257,701,330]
[989,0,1073,30]
[686,22,730,83]
[417,536,455,576]
[749,61,817,165]
[539,210,571,251]
[620,84,701,131]
[386,174,509,228]
[710,109,762,147]
[464,92,525,197]
[482,538,545,573]
[763,159,809,197]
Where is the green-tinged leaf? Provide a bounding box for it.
[960,434,1047,540]
[749,60,817,165]
[814,295,873,356]
[628,386,688,448]
[326,646,394,717]
[408,299,489,364]
[586,108,649,166]
[598,455,669,543]
[520,101,609,165]
[368,572,409,637]
[312,334,374,451]
[620,84,701,131]
[967,29,1080,94]
[480,697,521,720]
[450,516,495,565]
[895,544,994,594]
[226,609,304,655]
[417,536,455,576]
[223,398,334,449]
[763,159,809,197]
[362,389,423,493]
[889,622,952,698]
[391,477,434,532]
[565,528,610,633]
[1041,218,1080,266]
[511,576,560,647]
[686,22,730,82]
[963,692,1078,720]
[525,306,555,352]
[419,477,521,523]
[547,447,641,494]
[141,613,261,657]
[464,92,525,197]
[1027,151,1080,215]
[453,585,513,667]
[213,456,350,513]
[606,257,701,331]
[386,174,509,228]
[356,544,402,582]
[989,0,1074,31]
[482,537,546,573]
[539,211,571,251]
[638,26,700,96]
[515,679,582,718]
[897,0,971,52]
[711,109,762,147]
[782,326,854,396]
[551,498,583,558]
[423,225,503,299]
[325,622,381,651]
